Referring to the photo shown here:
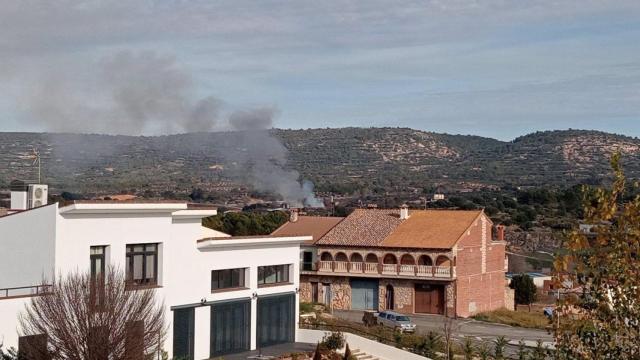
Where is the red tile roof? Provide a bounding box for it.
[316,209,403,247]
[382,210,484,249]
[315,208,485,249]
[272,216,344,244]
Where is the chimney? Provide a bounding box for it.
[496,225,505,241]
[399,204,409,220]
[290,208,299,223]
[10,180,28,210]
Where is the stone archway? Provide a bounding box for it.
[435,255,451,267]
[383,254,398,264]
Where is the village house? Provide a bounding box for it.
[273,206,509,318]
[0,182,308,359]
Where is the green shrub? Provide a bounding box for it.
[321,331,345,351]
[300,301,315,314]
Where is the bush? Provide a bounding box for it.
[320,331,345,351]
[300,302,315,314]
[509,274,537,310]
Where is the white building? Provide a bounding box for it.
[0,200,309,359]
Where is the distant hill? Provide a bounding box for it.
[0,128,638,199]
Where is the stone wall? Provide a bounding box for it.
[300,275,352,310]
[445,283,455,316]
[378,279,414,313]
[330,277,351,310]
[299,278,313,303]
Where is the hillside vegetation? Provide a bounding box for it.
[1,128,638,200]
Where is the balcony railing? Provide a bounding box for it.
[303,261,455,279]
[0,285,52,299]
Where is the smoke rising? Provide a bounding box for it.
[23,51,221,135]
[224,107,324,207]
[18,49,322,207]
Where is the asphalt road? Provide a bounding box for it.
[333,310,554,351]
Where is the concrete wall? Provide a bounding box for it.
[0,297,30,351]
[0,204,57,289]
[298,329,430,360]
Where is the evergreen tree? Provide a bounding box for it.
[510,273,537,311]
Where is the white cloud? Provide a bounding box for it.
[0,0,639,138]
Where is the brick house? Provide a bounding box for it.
[273,206,508,318]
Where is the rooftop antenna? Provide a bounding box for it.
[31,147,41,183]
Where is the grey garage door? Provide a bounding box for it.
[351,278,379,310]
[257,293,295,347]
[210,299,251,357]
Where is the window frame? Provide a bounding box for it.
[211,268,247,292]
[90,246,106,280]
[257,264,291,287]
[125,243,159,286]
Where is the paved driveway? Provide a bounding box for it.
[333,310,553,347]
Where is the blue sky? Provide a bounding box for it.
[0,1,639,140]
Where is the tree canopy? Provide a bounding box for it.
[202,210,289,236]
[554,153,640,359]
[509,274,537,310]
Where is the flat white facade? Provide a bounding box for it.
[0,202,309,359]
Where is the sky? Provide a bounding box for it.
[0,1,639,140]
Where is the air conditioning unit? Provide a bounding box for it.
[28,184,48,208]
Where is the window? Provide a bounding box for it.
[302,251,314,271]
[258,264,290,286]
[90,246,107,309]
[126,244,158,286]
[211,268,246,291]
[90,246,106,280]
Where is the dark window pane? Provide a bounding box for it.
[126,257,131,280]
[265,266,276,284]
[258,267,264,284]
[258,264,291,286]
[133,255,144,280]
[211,268,247,291]
[212,271,219,290]
[146,255,155,280]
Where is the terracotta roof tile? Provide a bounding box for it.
[272,216,344,244]
[316,209,403,246]
[315,208,485,249]
[382,210,484,249]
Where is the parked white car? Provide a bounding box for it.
[378,311,416,333]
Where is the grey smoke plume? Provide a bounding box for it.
[224,107,324,207]
[23,50,221,135]
[18,49,322,206]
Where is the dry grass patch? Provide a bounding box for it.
[472,307,550,329]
